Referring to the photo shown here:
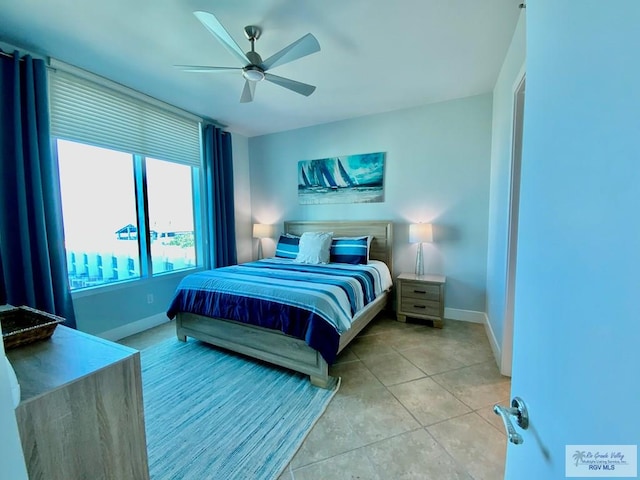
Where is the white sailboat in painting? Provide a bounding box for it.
[334,158,356,188]
[298,158,354,190]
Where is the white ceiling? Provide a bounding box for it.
[0,0,521,137]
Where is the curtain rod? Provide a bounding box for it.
[0,51,54,69]
[0,43,48,62]
[0,50,22,60]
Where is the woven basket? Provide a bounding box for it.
[0,306,65,350]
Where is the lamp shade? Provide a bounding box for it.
[409,223,433,243]
[252,223,274,239]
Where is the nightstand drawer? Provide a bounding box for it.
[396,273,446,328]
[401,281,441,301]
[401,299,441,317]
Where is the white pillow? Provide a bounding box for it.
[295,231,334,264]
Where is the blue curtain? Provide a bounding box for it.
[0,51,76,327]
[203,124,237,268]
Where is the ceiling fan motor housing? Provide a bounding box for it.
[246,51,263,66]
[243,50,265,82]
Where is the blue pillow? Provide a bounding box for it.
[330,236,369,264]
[275,234,300,259]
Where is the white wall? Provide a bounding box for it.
[485,12,526,369]
[249,95,493,314]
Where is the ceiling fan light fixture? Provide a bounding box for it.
[243,66,265,82]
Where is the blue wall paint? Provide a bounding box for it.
[73,271,189,335]
[486,13,526,358]
[231,133,253,263]
[506,2,640,477]
[249,95,493,313]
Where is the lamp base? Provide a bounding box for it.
[257,240,263,260]
[415,243,424,276]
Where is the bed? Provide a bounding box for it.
[168,220,393,388]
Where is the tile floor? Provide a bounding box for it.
[119,313,510,480]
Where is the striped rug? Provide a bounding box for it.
[141,338,339,480]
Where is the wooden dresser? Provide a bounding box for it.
[396,273,446,328]
[6,325,149,480]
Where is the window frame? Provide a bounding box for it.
[48,63,208,294]
[53,138,206,293]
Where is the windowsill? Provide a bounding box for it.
[70,267,204,299]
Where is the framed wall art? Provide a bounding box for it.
[297,151,385,205]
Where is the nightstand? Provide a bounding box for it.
[396,273,446,328]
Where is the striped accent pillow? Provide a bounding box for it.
[330,236,370,265]
[275,234,300,259]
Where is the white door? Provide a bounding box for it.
[502,2,640,478]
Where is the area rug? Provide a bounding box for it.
[141,338,339,480]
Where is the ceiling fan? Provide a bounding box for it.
[176,11,321,103]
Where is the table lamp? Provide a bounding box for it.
[252,224,274,259]
[409,223,433,276]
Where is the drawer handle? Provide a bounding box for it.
[413,290,427,294]
[413,305,426,309]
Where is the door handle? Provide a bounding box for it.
[493,396,529,445]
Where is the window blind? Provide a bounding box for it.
[49,69,201,167]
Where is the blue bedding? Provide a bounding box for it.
[166,258,392,363]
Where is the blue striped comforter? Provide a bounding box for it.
[167,258,392,363]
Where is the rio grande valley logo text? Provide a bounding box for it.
[572,449,628,471]
[566,445,637,477]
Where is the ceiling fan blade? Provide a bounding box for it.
[240,80,256,103]
[264,73,316,97]
[175,65,241,73]
[261,33,320,71]
[193,11,250,66]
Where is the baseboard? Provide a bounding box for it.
[98,312,170,341]
[483,315,503,373]
[444,308,485,324]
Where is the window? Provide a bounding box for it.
[146,158,196,275]
[49,66,204,291]
[58,141,140,289]
[57,141,201,290]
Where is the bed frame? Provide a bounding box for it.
[175,220,393,388]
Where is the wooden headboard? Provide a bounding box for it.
[284,220,393,274]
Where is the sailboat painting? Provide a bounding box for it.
[298,152,385,204]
